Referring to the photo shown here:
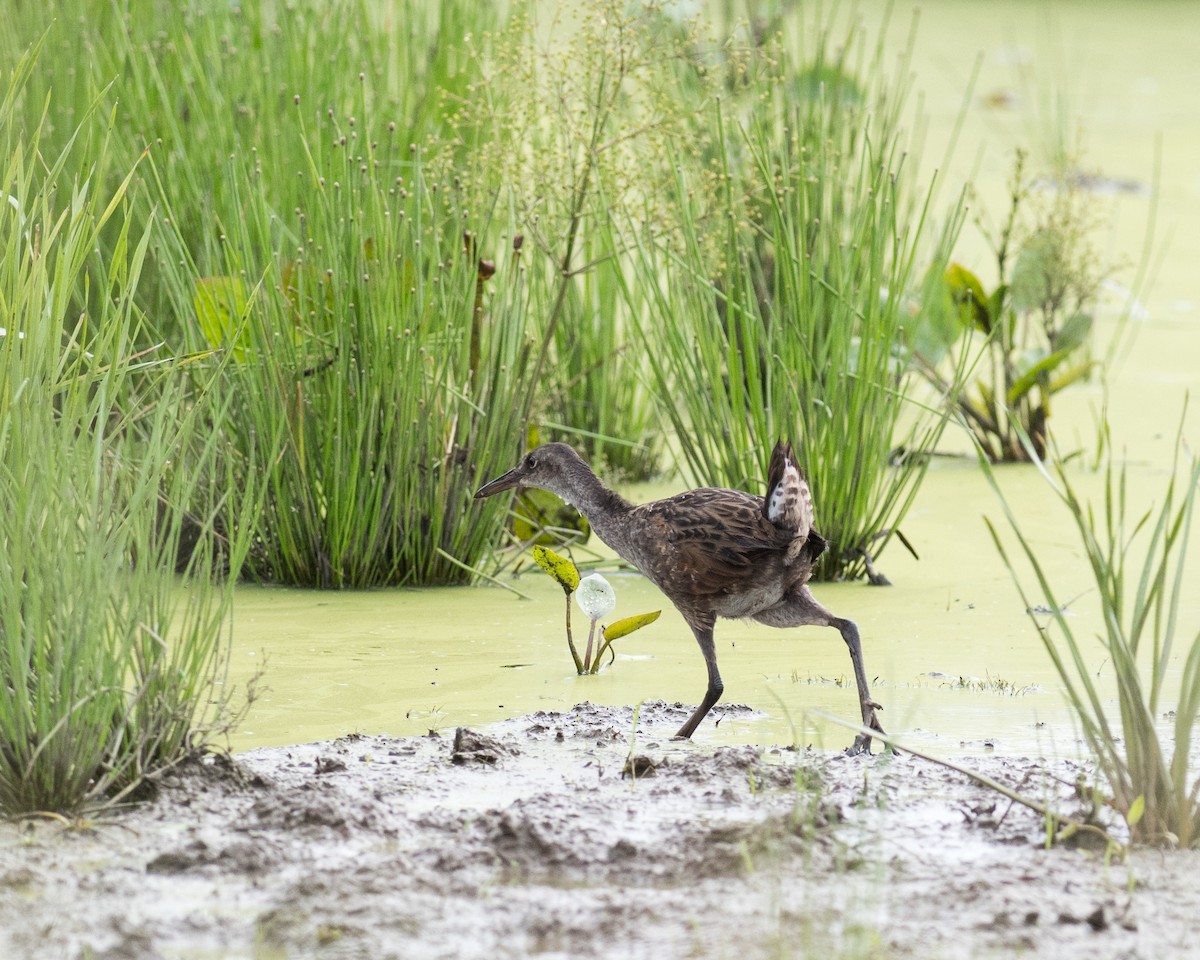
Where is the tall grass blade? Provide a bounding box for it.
[982,416,1200,847]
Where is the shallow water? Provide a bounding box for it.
[225,0,1200,758]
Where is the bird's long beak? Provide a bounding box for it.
[474,467,522,500]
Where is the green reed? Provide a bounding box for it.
[622,7,965,581]
[984,421,1200,847]
[5,0,537,587]
[0,45,257,814]
[147,119,541,587]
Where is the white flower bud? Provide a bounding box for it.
[576,573,616,621]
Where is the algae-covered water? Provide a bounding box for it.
[224,0,1200,758]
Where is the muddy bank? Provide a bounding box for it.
[1,701,1198,960]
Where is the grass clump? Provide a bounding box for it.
[150,124,539,587]
[985,421,1200,847]
[0,47,257,815]
[462,0,703,479]
[623,7,965,581]
[6,0,531,589]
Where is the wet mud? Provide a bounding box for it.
[2,702,1198,959]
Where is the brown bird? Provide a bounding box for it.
[475,441,886,753]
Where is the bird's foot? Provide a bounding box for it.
[844,702,894,757]
[845,733,874,757]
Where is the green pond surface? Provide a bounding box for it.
[225,0,1200,758]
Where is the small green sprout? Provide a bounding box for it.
[531,546,659,674]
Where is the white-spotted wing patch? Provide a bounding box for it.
[767,454,801,525]
[766,446,814,566]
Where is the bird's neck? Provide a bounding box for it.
[548,467,634,547]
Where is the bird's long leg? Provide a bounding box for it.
[674,615,723,739]
[829,615,886,755]
[753,585,885,754]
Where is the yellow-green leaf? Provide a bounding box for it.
[1007,345,1080,405]
[943,262,991,333]
[1127,794,1145,829]
[193,276,250,360]
[1052,311,1093,354]
[602,610,661,642]
[1049,359,1096,394]
[532,545,579,594]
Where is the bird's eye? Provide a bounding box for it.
[525,455,537,469]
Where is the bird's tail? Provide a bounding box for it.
[765,440,814,565]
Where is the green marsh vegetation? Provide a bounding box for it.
[5,0,970,593]
[0,44,260,815]
[98,0,537,587]
[986,423,1200,848]
[921,150,1109,462]
[619,6,968,581]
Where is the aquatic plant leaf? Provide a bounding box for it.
[1007,345,1081,404]
[602,610,661,642]
[987,284,1009,330]
[576,573,616,620]
[193,276,250,359]
[531,545,579,595]
[943,262,991,333]
[1049,359,1096,395]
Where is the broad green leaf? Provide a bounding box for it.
[1049,359,1096,395]
[943,262,991,333]
[193,276,250,360]
[987,284,1009,328]
[532,545,579,594]
[602,610,661,642]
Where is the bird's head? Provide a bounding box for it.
[474,442,588,501]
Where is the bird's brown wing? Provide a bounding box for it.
[632,489,798,598]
